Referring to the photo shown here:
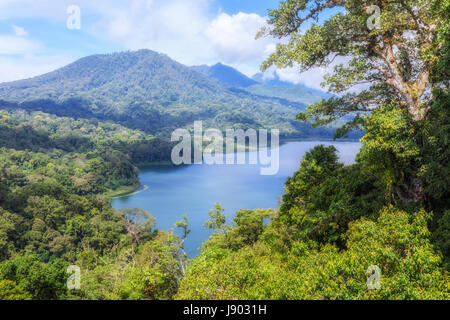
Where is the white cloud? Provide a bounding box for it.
[91,0,216,66]
[0,0,217,79]
[0,0,69,20]
[205,12,275,64]
[0,35,41,55]
[0,54,76,83]
[267,56,352,91]
[0,21,75,83]
[83,2,277,70]
[12,25,28,36]
[276,66,330,90]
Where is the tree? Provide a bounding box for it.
[259,0,447,126]
[0,208,22,260]
[175,215,190,275]
[0,280,32,300]
[280,145,342,216]
[73,232,183,300]
[119,208,156,244]
[0,255,68,300]
[259,0,449,203]
[175,215,191,242]
[225,209,274,250]
[204,203,227,233]
[177,206,449,300]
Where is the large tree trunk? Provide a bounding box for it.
[406,96,426,121]
[377,43,430,121]
[395,177,424,205]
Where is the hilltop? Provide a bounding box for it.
[0,50,337,139]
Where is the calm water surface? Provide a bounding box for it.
[112,141,361,256]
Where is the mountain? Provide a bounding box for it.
[191,63,258,88]
[191,64,332,106]
[252,71,333,98]
[248,71,334,105]
[0,50,337,139]
[246,84,326,106]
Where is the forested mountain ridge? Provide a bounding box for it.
[0,109,172,192]
[0,50,339,139]
[191,63,331,106]
[191,63,259,88]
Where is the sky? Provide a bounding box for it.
[0,0,339,89]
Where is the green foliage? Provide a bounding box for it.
[0,3,448,300]
[203,203,228,233]
[0,108,184,300]
[175,215,191,241]
[280,145,343,215]
[358,104,422,204]
[432,210,450,270]
[0,109,172,165]
[279,145,385,245]
[201,209,275,252]
[0,280,32,300]
[71,232,184,300]
[177,206,449,300]
[225,209,274,250]
[357,88,449,210]
[0,255,68,300]
[259,0,446,130]
[180,95,449,299]
[119,208,156,244]
[419,88,450,210]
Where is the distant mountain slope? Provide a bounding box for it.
[191,63,258,88]
[191,64,331,106]
[245,84,325,106]
[0,50,337,139]
[249,71,333,105]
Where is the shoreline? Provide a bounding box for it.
[106,183,148,199]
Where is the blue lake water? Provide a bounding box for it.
[111,141,361,257]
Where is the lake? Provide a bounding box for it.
[111,140,362,257]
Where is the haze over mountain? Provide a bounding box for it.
[0,49,338,139]
[248,71,334,105]
[192,63,332,106]
[252,72,296,87]
[191,63,258,88]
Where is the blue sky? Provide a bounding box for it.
[214,0,280,16]
[0,0,339,88]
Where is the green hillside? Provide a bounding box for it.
[0,50,336,139]
[191,63,259,88]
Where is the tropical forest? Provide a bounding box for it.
[0,0,448,302]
